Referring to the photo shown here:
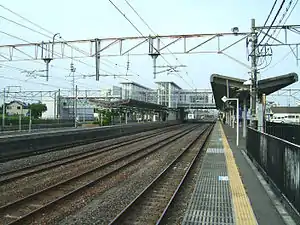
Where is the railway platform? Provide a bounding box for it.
[182,122,298,225]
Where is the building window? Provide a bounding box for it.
[17,106,21,109]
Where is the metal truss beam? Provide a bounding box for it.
[256,24,300,47]
[1,90,58,100]
[0,32,249,62]
[270,88,300,96]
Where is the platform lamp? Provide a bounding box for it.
[222,96,239,146]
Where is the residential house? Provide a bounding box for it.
[6,101,29,116]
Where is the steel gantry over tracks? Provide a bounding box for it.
[0,32,251,80]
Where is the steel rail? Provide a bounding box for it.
[0,124,201,225]
[0,124,183,184]
[108,124,213,225]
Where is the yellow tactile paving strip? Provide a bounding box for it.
[220,122,258,225]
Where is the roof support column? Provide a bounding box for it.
[231,108,235,129]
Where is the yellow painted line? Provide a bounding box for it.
[220,122,257,225]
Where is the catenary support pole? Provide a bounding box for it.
[75,85,78,128]
[58,89,61,119]
[243,98,247,137]
[250,18,258,128]
[29,109,32,133]
[236,99,239,146]
[54,91,57,119]
[2,88,5,130]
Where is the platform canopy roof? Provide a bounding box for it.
[210,72,298,110]
[89,98,167,111]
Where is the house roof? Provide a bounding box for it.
[7,100,29,109]
[271,106,300,114]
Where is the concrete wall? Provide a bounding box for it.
[0,121,180,162]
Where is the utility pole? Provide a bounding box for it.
[29,109,32,133]
[54,91,57,120]
[250,18,258,128]
[70,62,76,124]
[19,105,23,132]
[2,88,5,130]
[84,89,87,123]
[75,85,78,128]
[95,39,100,81]
[58,88,61,120]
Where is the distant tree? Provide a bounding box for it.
[29,103,47,119]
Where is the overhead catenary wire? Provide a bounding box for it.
[108,0,195,89]
[123,0,195,88]
[0,29,131,87]
[267,0,297,44]
[0,5,128,76]
[261,46,297,72]
[123,0,196,89]
[261,0,298,71]
[250,0,286,57]
[257,0,278,39]
[0,6,151,85]
[0,63,96,90]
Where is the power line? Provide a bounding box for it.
[0,30,31,44]
[0,13,149,83]
[269,0,298,43]
[258,0,286,46]
[250,0,286,57]
[0,4,54,36]
[0,63,93,89]
[0,49,93,83]
[0,74,70,89]
[261,46,296,72]
[261,0,298,71]
[108,0,145,38]
[0,4,126,76]
[267,0,293,43]
[108,1,182,78]
[257,0,278,38]
[124,0,155,35]
[1,3,193,88]
[0,15,53,39]
[124,0,196,89]
[0,29,115,75]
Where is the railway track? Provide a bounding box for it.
[0,124,202,225]
[108,124,213,225]
[0,124,184,185]
[0,124,180,163]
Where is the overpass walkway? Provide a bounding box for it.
[182,122,298,225]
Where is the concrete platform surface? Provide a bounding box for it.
[182,122,295,225]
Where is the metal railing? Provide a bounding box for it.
[266,121,300,145]
[246,127,300,217]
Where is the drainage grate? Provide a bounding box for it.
[182,127,234,225]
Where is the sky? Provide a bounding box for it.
[0,0,300,105]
